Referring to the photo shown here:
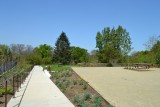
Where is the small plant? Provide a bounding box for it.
[73,95,80,103]
[73,80,78,85]
[65,79,70,88]
[0,88,5,95]
[93,96,103,107]
[77,99,89,107]
[83,82,88,90]
[105,105,113,107]
[83,93,92,101]
[53,71,60,79]
[7,87,13,94]
[79,79,84,85]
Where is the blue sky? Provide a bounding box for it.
[0,0,160,53]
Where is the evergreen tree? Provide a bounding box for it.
[53,32,71,64]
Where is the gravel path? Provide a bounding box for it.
[72,67,160,107]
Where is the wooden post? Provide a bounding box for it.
[13,76,15,98]
[19,74,21,88]
[5,80,7,107]
[17,76,19,92]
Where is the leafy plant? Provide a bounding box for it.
[73,95,80,103]
[83,93,92,101]
[65,79,70,88]
[73,80,78,85]
[83,82,88,90]
[93,96,103,107]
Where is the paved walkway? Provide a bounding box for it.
[8,66,74,107]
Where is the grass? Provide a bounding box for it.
[42,64,71,71]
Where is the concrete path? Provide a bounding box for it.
[8,66,74,107]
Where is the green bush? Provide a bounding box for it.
[0,88,5,97]
[106,62,113,67]
[83,93,92,101]
[42,57,52,64]
[53,71,60,79]
[73,80,78,85]
[65,79,70,88]
[93,96,103,107]
[65,71,72,77]
[73,95,80,103]
[0,87,13,96]
[83,82,88,90]
[7,87,13,94]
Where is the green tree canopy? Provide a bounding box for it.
[96,26,132,63]
[27,44,52,64]
[151,41,160,64]
[71,46,88,64]
[53,32,71,64]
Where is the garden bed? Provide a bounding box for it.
[50,67,113,107]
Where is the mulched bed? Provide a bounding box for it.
[50,69,113,107]
[0,95,12,107]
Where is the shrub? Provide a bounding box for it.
[79,79,84,85]
[106,62,113,67]
[0,88,5,97]
[93,96,103,107]
[73,95,80,103]
[7,87,13,94]
[65,79,70,88]
[73,80,78,85]
[83,93,92,101]
[83,82,88,90]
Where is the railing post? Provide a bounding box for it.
[5,80,7,107]
[13,76,15,98]
[17,75,19,92]
[19,74,21,88]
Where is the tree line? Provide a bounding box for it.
[1,26,159,66]
[0,32,89,65]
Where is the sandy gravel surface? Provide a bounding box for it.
[72,67,160,107]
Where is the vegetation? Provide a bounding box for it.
[27,44,52,64]
[50,65,112,107]
[52,32,71,65]
[130,35,160,65]
[96,26,132,64]
[71,46,89,64]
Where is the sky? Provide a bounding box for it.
[0,0,160,53]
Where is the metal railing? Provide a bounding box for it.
[0,65,33,107]
[0,61,17,76]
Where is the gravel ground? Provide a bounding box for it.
[72,67,160,107]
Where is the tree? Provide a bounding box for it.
[53,32,71,64]
[27,44,52,64]
[151,41,160,64]
[144,35,160,50]
[96,26,132,63]
[71,46,88,64]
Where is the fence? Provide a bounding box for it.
[0,61,17,76]
[0,65,33,107]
